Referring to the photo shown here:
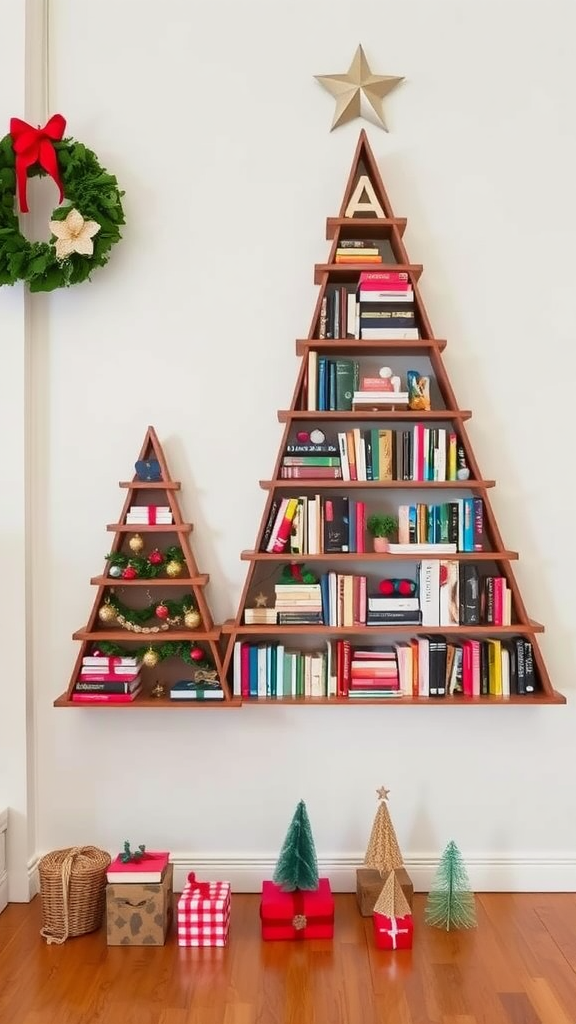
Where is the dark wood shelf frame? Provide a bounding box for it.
[221,129,564,706]
[55,427,234,708]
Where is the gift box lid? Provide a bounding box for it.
[179,873,230,909]
[261,878,334,921]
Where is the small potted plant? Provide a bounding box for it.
[366,513,398,553]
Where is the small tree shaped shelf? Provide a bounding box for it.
[221,131,565,706]
[55,427,239,708]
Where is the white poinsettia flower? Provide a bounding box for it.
[49,208,100,260]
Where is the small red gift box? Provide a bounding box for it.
[177,872,231,947]
[260,878,334,941]
[373,911,413,950]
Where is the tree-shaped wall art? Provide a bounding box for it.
[222,128,564,707]
[55,426,239,707]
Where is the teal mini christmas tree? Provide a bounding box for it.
[425,840,477,930]
[273,800,319,892]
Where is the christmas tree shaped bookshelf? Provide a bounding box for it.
[55,427,240,708]
[222,130,565,705]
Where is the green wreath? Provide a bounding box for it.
[0,118,125,292]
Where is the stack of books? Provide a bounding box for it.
[334,239,383,264]
[356,271,419,340]
[274,582,323,625]
[72,655,142,703]
[125,505,173,525]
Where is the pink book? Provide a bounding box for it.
[106,850,170,883]
[71,689,141,704]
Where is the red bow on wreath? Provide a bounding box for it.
[9,113,66,213]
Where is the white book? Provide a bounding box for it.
[419,560,440,627]
[360,328,420,340]
[389,542,457,554]
[359,289,414,303]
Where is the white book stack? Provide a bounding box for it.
[125,505,173,524]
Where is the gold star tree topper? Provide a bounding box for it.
[377,785,390,801]
[315,45,404,132]
[50,208,100,260]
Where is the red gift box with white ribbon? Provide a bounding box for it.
[373,911,413,950]
[177,872,230,947]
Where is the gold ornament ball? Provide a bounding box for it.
[142,648,160,668]
[128,533,145,553]
[166,559,183,578]
[98,603,117,624]
[184,609,201,629]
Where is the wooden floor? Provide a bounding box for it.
[1,892,575,1023]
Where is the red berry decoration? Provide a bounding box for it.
[379,579,394,595]
[190,645,204,661]
[122,566,138,579]
[148,549,164,566]
[155,602,169,619]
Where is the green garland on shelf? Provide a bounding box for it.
[95,639,213,670]
[103,590,195,626]
[105,545,185,580]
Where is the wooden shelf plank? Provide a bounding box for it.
[240,550,519,562]
[236,693,566,706]
[314,262,423,285]
[226,623,544,637]
[326,216,407,239]
[72,628,220,641]
[296,338,447,354]
[90,575,208,587]
[53,692,242,709]
[119,481,181,490]
[260,479,496,491]
[106,524,193,533]
[278,410,471,423]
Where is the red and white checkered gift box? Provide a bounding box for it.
[177,872,231,947]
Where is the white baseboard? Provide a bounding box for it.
[169,852,576,894]
[21,850,576,901]
[27,855,39,900]
[0,810,7,914]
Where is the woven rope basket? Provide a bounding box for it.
[39,846,111,944]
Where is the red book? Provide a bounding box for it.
[106,850,170,883]
[260,878,334,941]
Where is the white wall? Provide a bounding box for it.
[0,0,38,902]
[6,0,576,891]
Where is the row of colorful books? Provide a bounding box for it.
[231,637,537,699]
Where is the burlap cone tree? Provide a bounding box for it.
[364,786,404,876]
[373,869,411,918]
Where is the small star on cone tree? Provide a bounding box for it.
[425,840,477,930]
[273,800,319,892]
[364,786,404,875]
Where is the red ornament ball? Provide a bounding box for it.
[122,566,138,579]
[398,580,413,596]
[148,549,164,566]
[296,431,310,443]
[155,602,169,619]
[378,579,394,596]
[190,645,204,661]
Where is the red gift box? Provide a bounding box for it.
[177,872,230,947]
[260,878,334,941]
[373,911,413,950]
